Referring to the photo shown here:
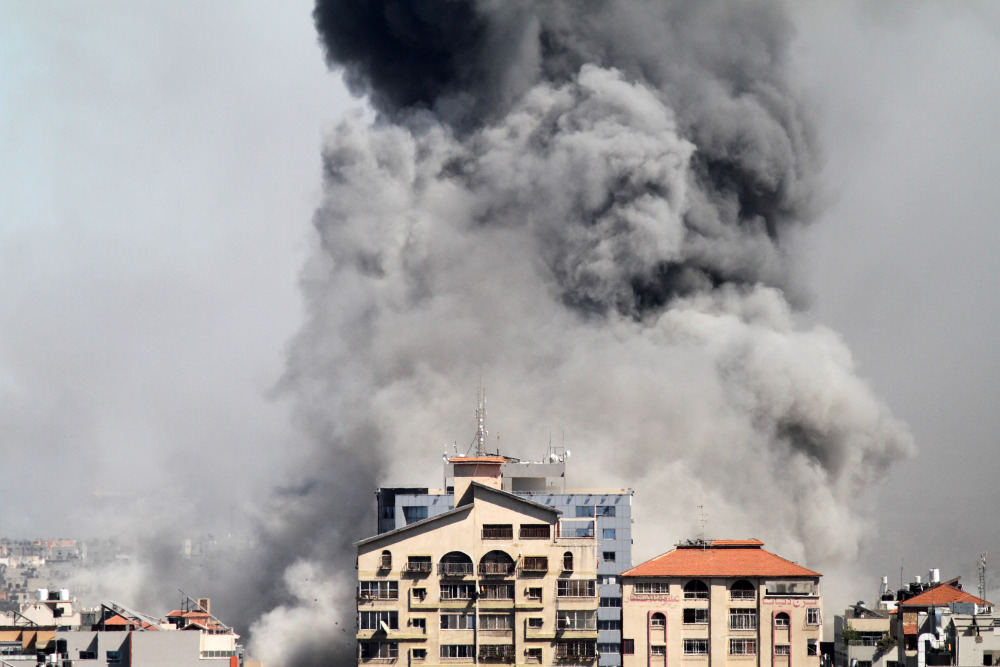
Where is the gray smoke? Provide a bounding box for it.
[247,1,913,663]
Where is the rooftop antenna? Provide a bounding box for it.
[697,494,708,550]
[473,378,487,456]
[980,552,988,602]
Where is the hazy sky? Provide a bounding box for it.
[2,0,999,617]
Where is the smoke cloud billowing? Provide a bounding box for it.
[248,1,913,662]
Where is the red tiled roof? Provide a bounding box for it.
[900,584,990,608]
[103,614,158,630]
[622,541,820,578]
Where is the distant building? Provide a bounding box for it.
[889,573,994,667]
[621,539,823,667]
[833,578,895,667]
[356,456,600,665]
[0,591,242,666]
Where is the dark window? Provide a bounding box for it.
[558,580,596,597]
[360,641,398,659]
[402,505,428,524]
[650,613,665,628]
[438,551,474,577]
[405,555,432,573]
[479,645,515,661]
[731,579,755,599]
[729,608,757,630]
[775,612,790,627]
[412,648,427,660]
[603,551,616,562]
[684,579,708,599]
[479,550,515,576]
[479,583,514,600]
[684,608,709,624]
[555,641,597,659]
[359,581,398,600]
[378,550,391,570]
[598,505,616,517]
[522,556,548,572]
[576,506,595,517]
[622,639,635,655]
[563,551,574,571]
[526,587,542,601]
[528,617,543,628]
[684,639,709,655]
[360,611,398,630]
[599,596,622,608]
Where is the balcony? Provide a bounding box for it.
[438,563,475,577]
[404,561,433,575]
[479,562,516,577]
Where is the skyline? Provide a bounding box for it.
[3,1,1000,661]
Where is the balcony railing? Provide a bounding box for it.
[404,561,432,574]
[479,562,516,576]
[438,563,474,577]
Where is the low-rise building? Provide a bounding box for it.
[621,539,822,667]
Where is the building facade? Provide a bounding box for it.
[621,539,823,667]
[376,451,633,665]
[357,457,601,665]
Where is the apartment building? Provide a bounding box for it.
[356,456,600,665]
[376,452,632,665]
[620,539,823,667]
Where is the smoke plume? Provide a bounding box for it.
[248,1,913,662]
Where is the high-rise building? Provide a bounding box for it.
[373,402,633,665]
[620,539,823,667]
[356,457,601,665]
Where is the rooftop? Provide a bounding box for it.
[622,539,821,578]
[899,583,991,608]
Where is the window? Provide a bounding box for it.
[555,641,597,659]
[479,614,511,630]
[378,550,392,569]
[729,608,757,631]
[440,613,475,630]
[684,608,709,624]
[402,505,428,524]
[807,640,818,656]
[558,610,597,630]
[684,639,709,655]
[635,582,670,594]
[603,551,616,562]
[528,617,543,628]
[563,552,574,571]
[775,645,790,656]
[598,505,616,517]
[440,583,475,600]
[730,639,757,655]
[412,587,427,602]
[599,643,622,655]
[482,524,513,539]
[520,524,550,539]
[412,648,427,660]
[807,608,821,625]
[600,596,622,608]
[622,639,635,655]
[774,612,790,627]
[684,579,709,599]
[652,645,666,656]
[360,642,398,659]
[603,528,616,540]
[558,580,596,597]
[480,583,514,600]
[522,556,548,572]
[479,645,515,661]
[410,617,426,631]
[359,610,399,630]
[378,505,395,519]
[525,647,542,663]
[600,575,620,585]
[731,580,755,599]
[405,555,432,573]
[78,651,97,660]
[359,581,398,600]
[599,619,622,631]
[526,587,542,601]
[440,644,474,659]
[576,506,595,517]
[575,525,595,538]
[107,651,123,664]
[650,613,665,628]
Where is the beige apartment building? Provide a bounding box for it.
[356,456,600,665]
[620,539,822,667]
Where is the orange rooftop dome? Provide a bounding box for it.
[623,539,820,578]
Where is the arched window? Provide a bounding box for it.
[563,551,574,571]
[479,550,515,576]
[378,550,391,570]
[731,580,755,600]
[650,612,666,628]
[438,551,473,577]
[774,612,790,627]
[683,579,709,599]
